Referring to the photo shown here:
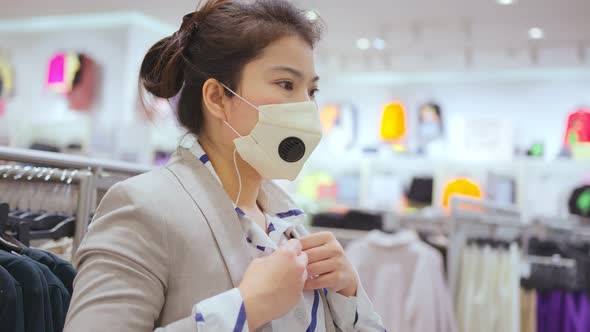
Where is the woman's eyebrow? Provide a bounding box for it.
[269,65,320,82]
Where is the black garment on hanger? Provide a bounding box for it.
[0,203,25,254]
[311,210,383,231]
[0,265,24,332]
[23,247,76,295]
[0,250,52,332]
[23,256,69,332]
[523,238,581,292]
[406,177,434,206]
[558,242,590,292]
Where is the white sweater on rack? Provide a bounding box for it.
[345,230,457,332]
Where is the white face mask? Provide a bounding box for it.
[221,83,323,181]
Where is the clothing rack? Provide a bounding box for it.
[449,196,590,244]
[447,196,590,297]
[0,146,152,175]
[311,212,453,244]
[0,147,152,252]
[450,196,522,227]
[0,165,94,251]
[386,213,453,235]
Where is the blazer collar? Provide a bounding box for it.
[166,137,311,285]
[179,134,304,218]
[165,148,253,287]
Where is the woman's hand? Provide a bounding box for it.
[300,232,359,297]
[239,239,308,331]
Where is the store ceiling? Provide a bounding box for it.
[2,0,589,70]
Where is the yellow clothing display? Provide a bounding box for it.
[443,178,483,208]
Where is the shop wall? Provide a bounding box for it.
[293,71,590,217]
[0,18,175,163]
[108,24,181,164]
[0,28,127,151]
[316,73,590,161]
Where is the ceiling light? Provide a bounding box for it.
[356,38,371,50]
[528,27,544,40]
[305,9,319,22]
[496,0,514,5]
[372,38,386,50]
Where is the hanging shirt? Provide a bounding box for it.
[179,134,384,332]
[345,229,456,332]
[68,54,97,111]
[537,290,565,332]
[563,292,590,332]
[0,250,52,332]
[0,265,24,332]
[507,244,521,332]
[24,256,70,332]
[520,289,537,332]
[47,53,66,94]
[64,54,81,93]
[23,247,77,296]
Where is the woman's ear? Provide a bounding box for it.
[202,78,229,121]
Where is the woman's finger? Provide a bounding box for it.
[304,243,341,264]
[307,258,339,277]
[304,271,338,291]
[300,232,334,250]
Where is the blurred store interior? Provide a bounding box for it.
[1,1,590,330]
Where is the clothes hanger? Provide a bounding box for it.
[0,203,24,253]
[29,216,75,241]
[31,214,70,231]
[0,233,23,253]
[24,168,70,229]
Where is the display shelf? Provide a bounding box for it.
[297,155,590,219]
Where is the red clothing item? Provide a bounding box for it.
[68,55,97,112]
[563,109,590,151]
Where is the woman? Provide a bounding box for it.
[64,0,385,331]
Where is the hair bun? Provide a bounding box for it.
[139,36,186,99]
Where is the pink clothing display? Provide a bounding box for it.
[47,54,65,84]
[0,97,5,117]
[47,53,67,94]
[346,230,457,332]
[46,52,97,111]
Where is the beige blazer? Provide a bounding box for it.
[63,147,338,331]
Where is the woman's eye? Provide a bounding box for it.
[277,81,294,91]
[310,88,320,98]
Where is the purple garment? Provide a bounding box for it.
[563,292,590,332]
[538,290,565,332]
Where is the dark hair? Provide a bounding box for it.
[418,103,442,122]
[139,0,324,135]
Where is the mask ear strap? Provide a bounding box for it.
[219,82,254,139]
[220,82,261,112]
[232,148,242,206]
[224,121,243,138]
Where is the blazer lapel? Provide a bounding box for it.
[165,148,253,287]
